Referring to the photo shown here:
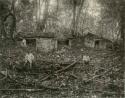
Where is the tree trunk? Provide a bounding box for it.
[36,0,50,32]
[120,3,125,97]
[72,0,77,36]
[3,0,16,40]
[75,0,84,36]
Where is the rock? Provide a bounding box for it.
[80,48,84,52]
[0,53,2,56]
[57,55,60,58]
[1,70,7,76]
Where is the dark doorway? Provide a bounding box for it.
[58,40,70,46]
[95,40,100,48]
[26,38,36,46]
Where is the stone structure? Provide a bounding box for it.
[36,38,57,52]
[83,33,113,49]
[16,32,57,52]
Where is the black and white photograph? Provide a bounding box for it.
[0,0,125,97]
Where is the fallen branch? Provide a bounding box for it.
[0,69,8,81]
[40,60,79,82]
[0,89,44,92]
[69,73,78,79]
[10,78,60,91]
[0,88,59,92]
[0,70,60,91]
[83,87,123,95]
[0,76,7,81]
[40,74,52,82]
[0,58,80,90]
[56,60,78,73]
[85,67,113,82]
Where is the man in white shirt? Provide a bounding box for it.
[24,52,35,69]
[82,55,90,65]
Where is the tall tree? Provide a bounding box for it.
[0,0,10,38]
[71,0,85,36]
[72,0,77,36]
[4,0,16,39]
[75,0,84,36]
[120,1,125,97]
[0,0,16,39]
[36,0,50,32]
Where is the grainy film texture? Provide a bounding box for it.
[0,0,125,98]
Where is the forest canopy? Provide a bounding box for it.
[0,0,123,41]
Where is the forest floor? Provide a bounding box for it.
[0,39,123,98]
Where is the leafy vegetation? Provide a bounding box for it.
[0,0,125,98]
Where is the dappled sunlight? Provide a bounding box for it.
[0,0,124,97]
[86,0,101,18]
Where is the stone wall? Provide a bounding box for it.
[36,38,57,52]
